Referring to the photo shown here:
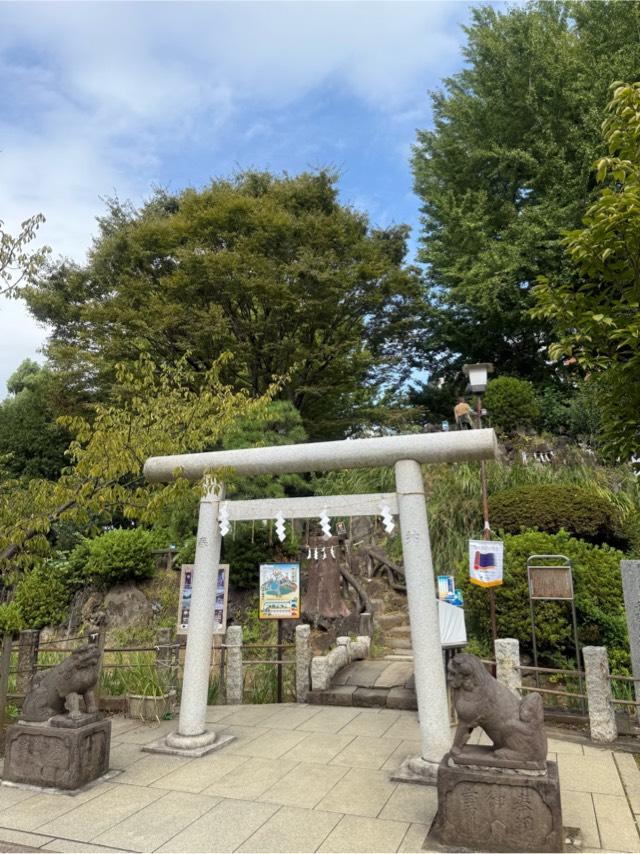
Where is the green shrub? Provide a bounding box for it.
[489,484,629,550]
[13,565,70,629]
[459,530,627,667]
[0,601,23,634]
[483,376,540,434]
[85,528,156,587]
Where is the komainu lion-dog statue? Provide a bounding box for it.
[22,644,101,723]
[448,652,547,767]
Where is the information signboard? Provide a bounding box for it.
[177,563,229,636]
[259,563,300,620]
[528,565,573,600]
[468,539,504,588]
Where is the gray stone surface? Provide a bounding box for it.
[429,754,564,852]
[352,687,389,708]
[495,638,522,697]
[21,645,100,723]
[621,560,640,723]
[386,687,418,711]
[101,583,152,628]
[225,625,243,706]
[3,718,111,790]
[295,624,311,703]
[583,646,617,744]
[449,653,547,768]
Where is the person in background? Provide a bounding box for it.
[453,397,474,429]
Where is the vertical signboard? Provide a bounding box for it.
[468,539,504,588]
[259,563,300,620]
[177,563,229,636]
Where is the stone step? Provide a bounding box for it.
[384,653,414,661]
[374,612,406,630]
[388,624,412,637]
[388,637,413,650]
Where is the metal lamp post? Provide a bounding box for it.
[463,363,497,642]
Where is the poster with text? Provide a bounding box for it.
[259,563,300,620]
[177,563,229,635]
[468,540,504,588]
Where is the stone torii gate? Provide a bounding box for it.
[143,429,497,782]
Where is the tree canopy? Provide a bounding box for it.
[23,171,424,440]
[411,0,640,387]
[0,360,70,480]
[533,81,640,463]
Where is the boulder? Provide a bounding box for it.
[102,584,152,628]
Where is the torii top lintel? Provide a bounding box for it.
[143,428,498,483]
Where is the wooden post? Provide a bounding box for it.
[89,620,107,703]
[155,627,174,696]
[0,633,13,731]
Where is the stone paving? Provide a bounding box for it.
[0,704,639,853]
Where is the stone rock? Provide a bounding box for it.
[102,583,152,628]
[428,754,563,852]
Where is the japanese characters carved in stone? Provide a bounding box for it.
[22,644,101,723]
[448,652,547,769]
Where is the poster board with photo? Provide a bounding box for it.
[259,563,300,620]
[177,563,229,636]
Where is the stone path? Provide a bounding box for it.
[0,703,639,853]
[309,661,416,710]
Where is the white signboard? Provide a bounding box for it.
[468,539,504,588]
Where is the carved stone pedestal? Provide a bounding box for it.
[3,717,111,791]
[426,753,564,853]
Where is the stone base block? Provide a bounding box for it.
[143,730,235,758]
[427,753,563,853]
[3,718,111,791]
[391,754,439,786]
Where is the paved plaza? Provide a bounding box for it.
[1,703,639,853]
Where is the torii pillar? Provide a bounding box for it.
[142,429,497,781]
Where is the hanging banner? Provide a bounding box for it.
[259,563,300,619]
[468,539,504,588]
[177,563,229,636]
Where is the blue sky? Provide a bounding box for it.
[0,1,491,393]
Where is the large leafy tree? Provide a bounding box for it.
[533,82,640,463]
[0,360,70,480]
[0,354,274,590]
[23,171,424,439]
[411,1,640,387]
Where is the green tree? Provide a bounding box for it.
[483,376,540,434]
[412,1,640,386]
[533,81,640,462]
[23,171,424,439]
[0,360,70,479]
[0,212,48,297]
[0,353,274,582]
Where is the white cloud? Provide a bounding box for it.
[0,0,475,393]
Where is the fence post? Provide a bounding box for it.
[155,627,177,698]
[583,646,617,744]
[0,633,13,730]
[225,625,243,705]
[16,630,39,697]
[295,624,311,703]
[494,638,522,697]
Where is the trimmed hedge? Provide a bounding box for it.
[489,484,629,550]
[459,530,627,667]
[85,528,156,587]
